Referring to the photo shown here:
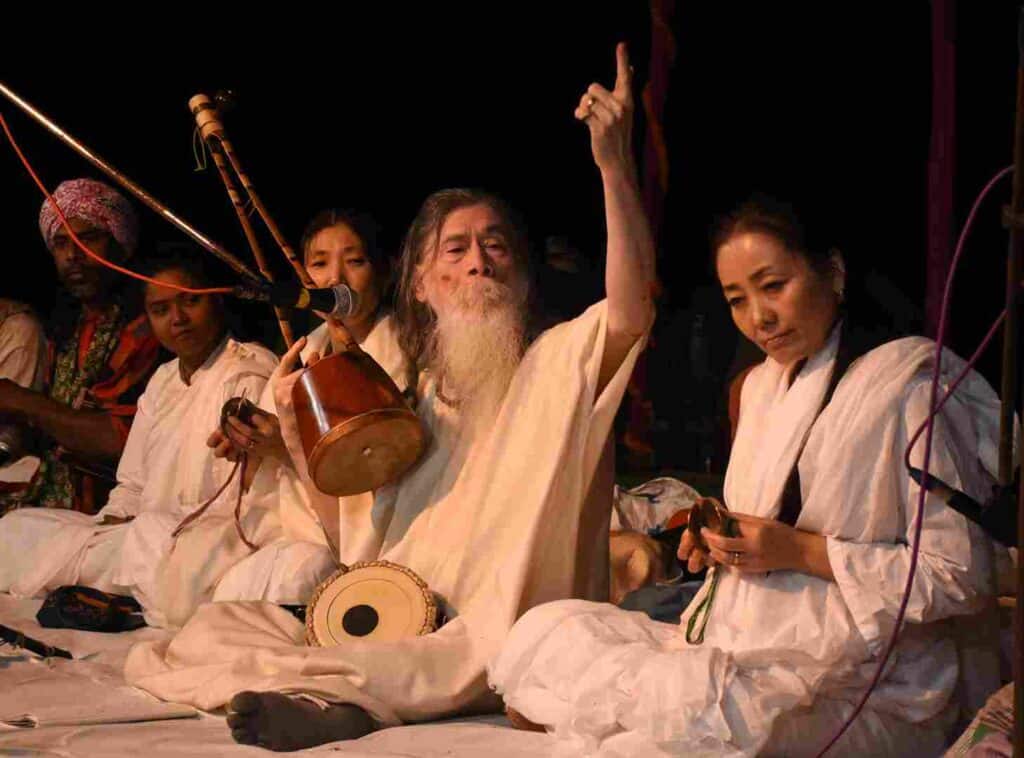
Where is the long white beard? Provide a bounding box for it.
[430,278,526,442]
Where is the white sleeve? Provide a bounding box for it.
[0,313,46,389]
[218,344,277,410]
[191,361,274,503]
[826,378,996,651]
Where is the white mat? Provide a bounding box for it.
[0,594,551,757]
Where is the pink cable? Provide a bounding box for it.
[815,164,1013,756]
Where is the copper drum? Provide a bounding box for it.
[292,351,426,496]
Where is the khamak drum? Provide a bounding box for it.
[292,350,427,497]
[305,561,438,647]
[687,496,737,550]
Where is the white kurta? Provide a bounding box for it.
[0,299,45,390]
[0,337,277,629]
[490,331,1003,757]
[125,300,641,727]
[0,300,47,484]
[212,314,411,603]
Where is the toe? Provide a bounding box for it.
[231,726,259,745]
[229,690,262,715]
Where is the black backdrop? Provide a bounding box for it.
[0,3,1018,468]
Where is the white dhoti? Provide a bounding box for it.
[212,540,336,606]
[0,509,127,596]
[0,338,279,629]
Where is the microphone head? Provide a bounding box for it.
[330,284,359,319]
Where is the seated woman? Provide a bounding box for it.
[490,196,1004,757]
[0,250,278,628]
[209,208,410,604]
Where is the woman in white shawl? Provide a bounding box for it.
[490,196,1004,757]
[208,209,410,604]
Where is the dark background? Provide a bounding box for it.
[1,3,1018,471]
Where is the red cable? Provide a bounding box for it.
[233,456,258,552]
[0,111,234,296]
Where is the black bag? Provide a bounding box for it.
[36,585,146,633]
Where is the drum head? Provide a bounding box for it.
[306,561,437,646]
[309,408,426,496]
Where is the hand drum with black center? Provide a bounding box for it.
[305,561,438,646]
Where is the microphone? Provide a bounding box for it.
[232,281,359,320]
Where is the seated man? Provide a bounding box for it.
[0,251,278,628]
[0,178,161,514]
[123,44,653,751]
[0,297,46,392]
[0,296,46,480]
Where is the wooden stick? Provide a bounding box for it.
[189,93,357,350]
[216,133,316,288]
[0,81,261,283]
[191,94,295,347]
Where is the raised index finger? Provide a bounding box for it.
[614,42,632,98]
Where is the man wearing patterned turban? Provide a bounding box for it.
[0,178,161,514]
[38,177,140,303]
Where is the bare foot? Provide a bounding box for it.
[226,691,376,751]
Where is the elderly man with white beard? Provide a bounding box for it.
[123,43,654,751]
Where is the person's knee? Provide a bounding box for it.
[213,541,336,604]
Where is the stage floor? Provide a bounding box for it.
[0,594,553,757]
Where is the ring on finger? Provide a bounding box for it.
[728,550,742,566]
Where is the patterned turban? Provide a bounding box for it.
[39,178,139,257]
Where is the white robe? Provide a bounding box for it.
[0,300,47,484]
[212,314,411,603]
[0,337,277,629]
[490,330,1003,757]
[0,300,45,390]
[124,300,641,726]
